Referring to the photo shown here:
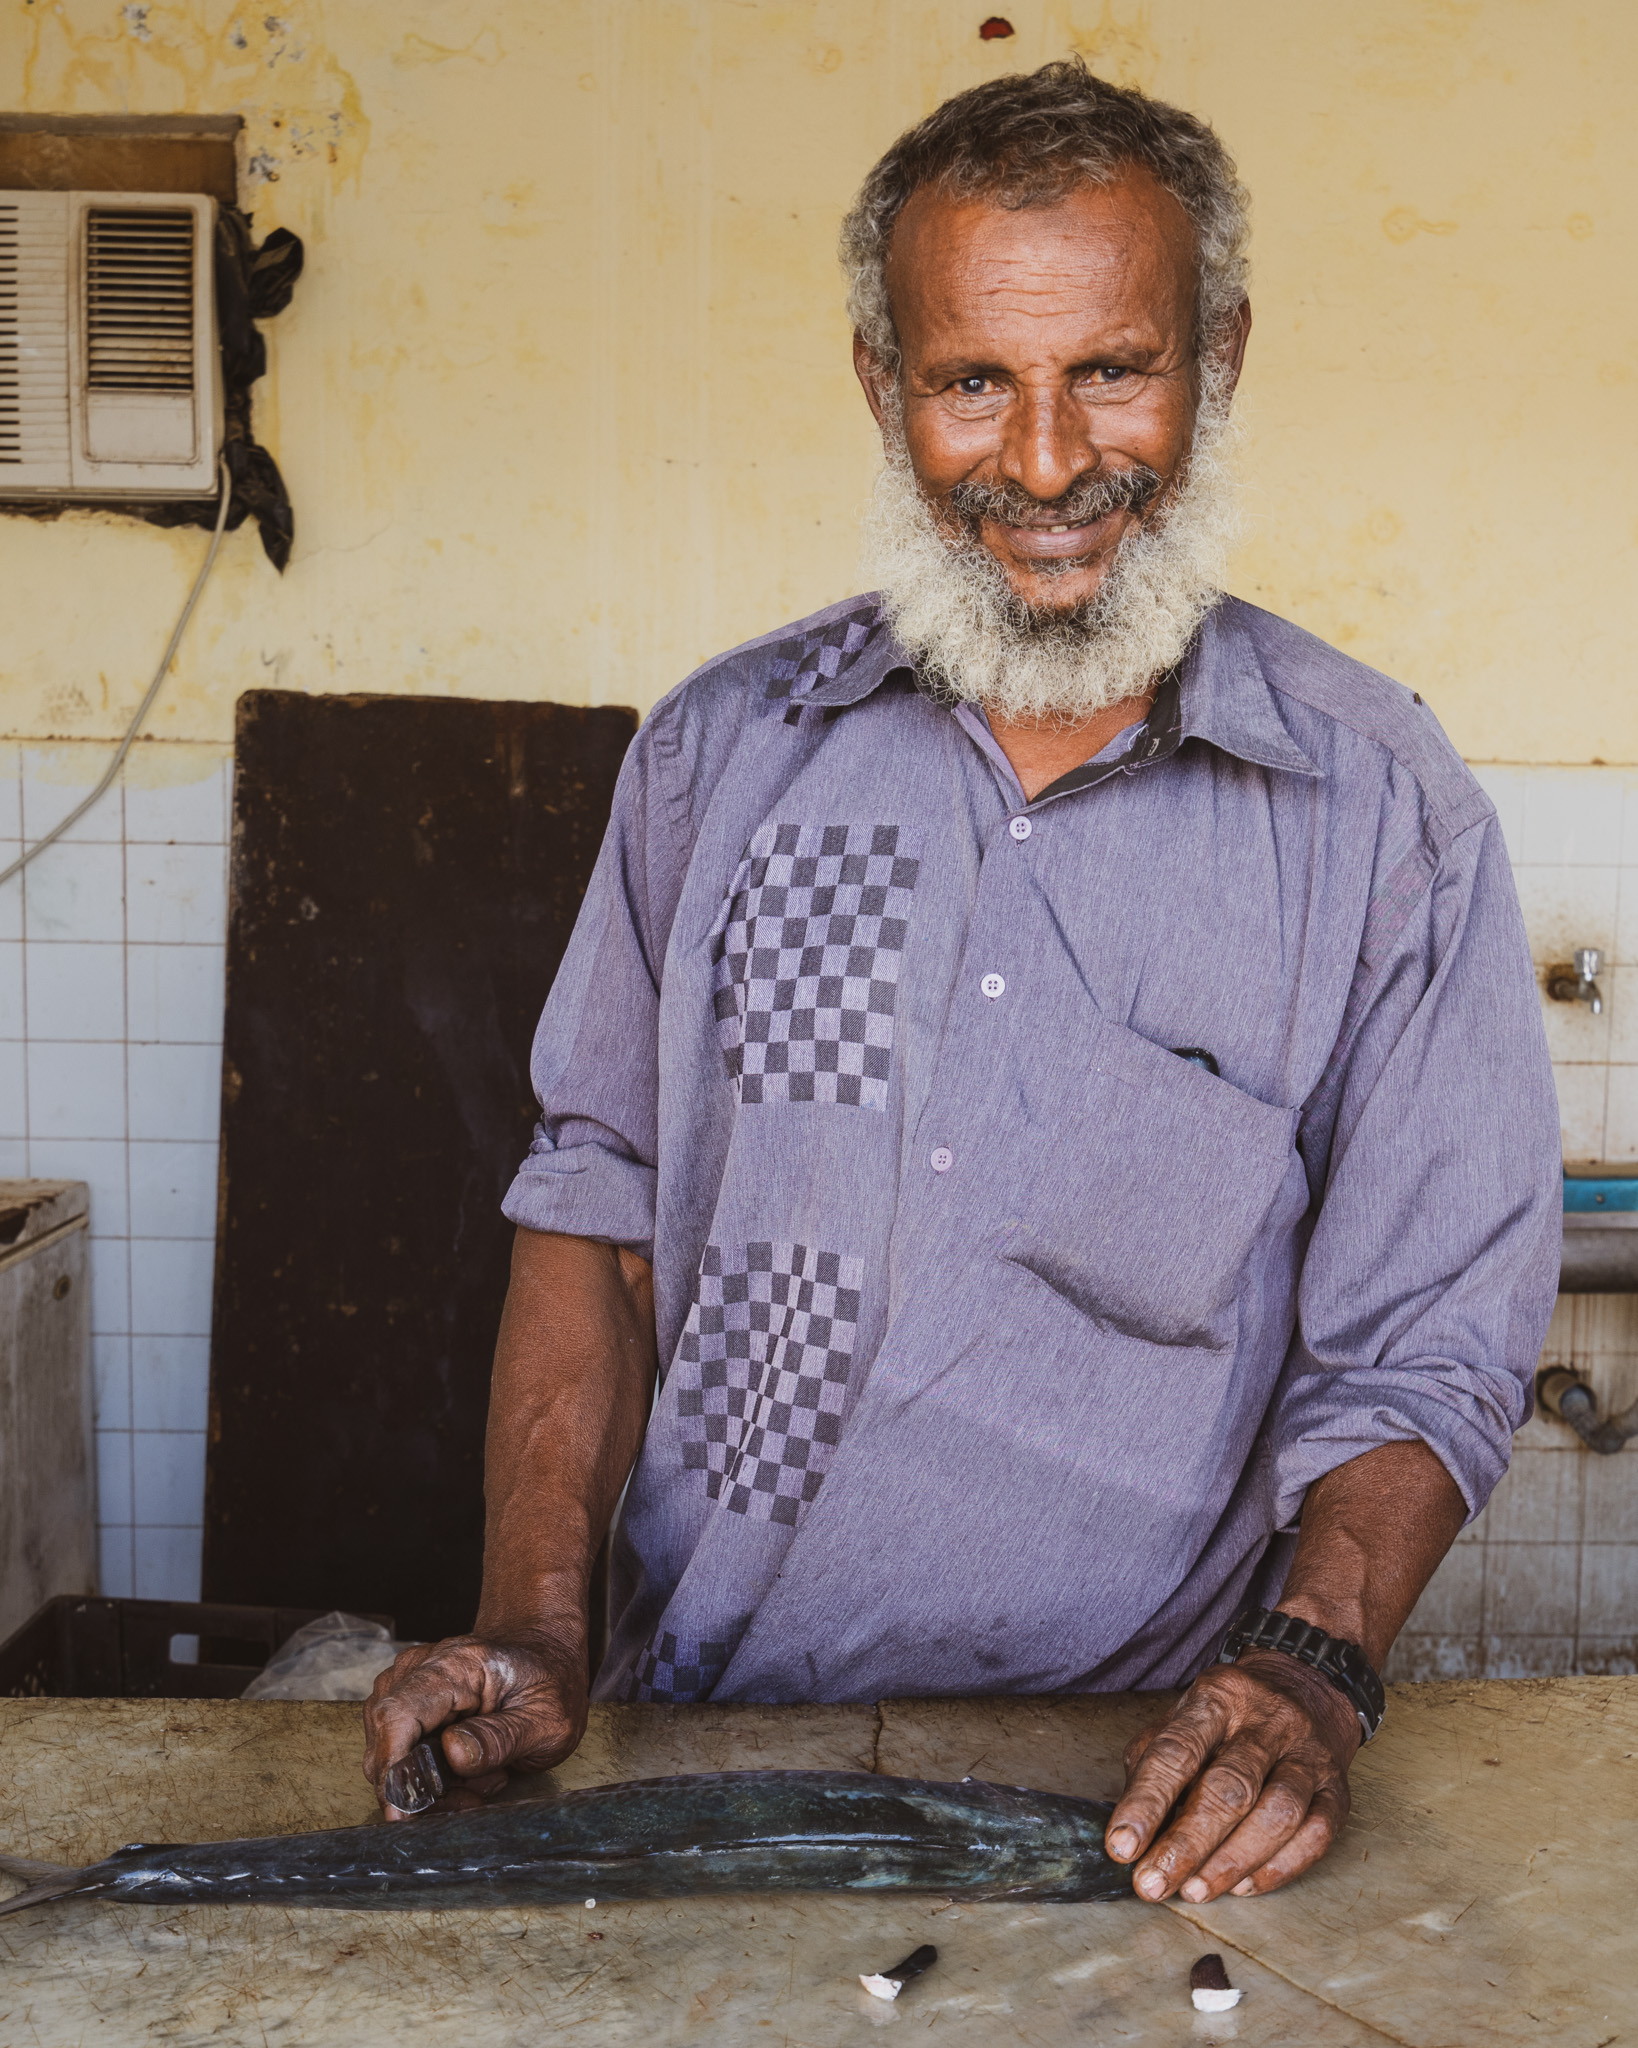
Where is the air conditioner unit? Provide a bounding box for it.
[0,189,220,499]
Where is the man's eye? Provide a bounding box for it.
[1089,366,1131,384]
[954,377,990,395]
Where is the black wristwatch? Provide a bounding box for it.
[1217,1606,1386,1743]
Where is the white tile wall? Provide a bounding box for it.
[1473,763,1638,1163]
[1388,1294,1638,1681]
[0,739,229,1605]
[4,742,1638,1666]
[1387,764,1638,1678]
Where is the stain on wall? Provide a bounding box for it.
[0,0,1634,762]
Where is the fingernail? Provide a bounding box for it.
[1232,1878,1255,1896]
[445,1730,476,1771]
[1137,1871,1166,1899]
[1107,1827,1138,1859]
[1181,1878,1208,1902]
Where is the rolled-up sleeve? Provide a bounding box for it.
[1269,809,1561,1526]
[501,715,684,1260]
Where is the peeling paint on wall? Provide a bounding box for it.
[17,2,369,196]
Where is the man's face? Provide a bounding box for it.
[858,169,1239,617]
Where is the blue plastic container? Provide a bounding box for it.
[1563,1169,1638,1214]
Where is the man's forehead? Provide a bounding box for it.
[884,171,1197,342]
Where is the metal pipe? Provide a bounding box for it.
[1536,1367,1638,1455]
[1560,1214,1638,1293]
[1547,947,1604,1015]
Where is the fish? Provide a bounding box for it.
[0,1769,1132,1918]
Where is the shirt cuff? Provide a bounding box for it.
[1268,1362,1528,1530]
[501,1137,657,1261]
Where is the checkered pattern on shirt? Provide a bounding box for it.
[711,822,920,1111]
[761,602,881,711]
[674,1239,865,1526]
[631,1631,732,1705]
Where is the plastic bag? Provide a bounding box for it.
[241,1611,418,1701]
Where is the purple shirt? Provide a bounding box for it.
[503,593,1561,1704]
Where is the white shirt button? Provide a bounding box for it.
[1009,815,1033,841]
[980,972,1006,1000]
[930,1146,954,1174]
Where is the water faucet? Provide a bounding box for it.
[1549,947,1603,1015]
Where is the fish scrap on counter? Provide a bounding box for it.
[1190,1952,1242,2011]
[860,1941,940,2001]
[0,1770,1134,1918]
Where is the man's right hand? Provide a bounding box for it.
[363,1228,656,1820]
[362,1629,588,1818]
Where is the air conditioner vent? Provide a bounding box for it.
[0,189,215,497]
[0,194,71,478]
[0,204,20,463]
[84,206,195,394]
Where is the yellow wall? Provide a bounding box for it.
[1,0,1633,762]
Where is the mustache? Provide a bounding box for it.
[943,464,1164,533]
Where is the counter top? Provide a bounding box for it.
[1,1678,1632,2044]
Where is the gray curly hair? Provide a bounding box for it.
[840,57,1249,384]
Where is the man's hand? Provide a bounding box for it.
[1101,1439,1469,1902]
[357,1227,657,1819]
[1105,1650,1359,1901]
[363,1629,588,1818]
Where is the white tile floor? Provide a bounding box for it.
[5,740,1638,1652]
[0,738,229,1603]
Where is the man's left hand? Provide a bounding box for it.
[1104,1650,1361,1901]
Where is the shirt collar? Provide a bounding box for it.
[794,592,1321,782]
[763,597,910,718]
[1177,601,1322,779]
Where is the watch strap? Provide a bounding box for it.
[1217,1606,1386,1742]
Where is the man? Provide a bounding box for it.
[366,60,1559,1906]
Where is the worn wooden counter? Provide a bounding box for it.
[0,1678,1632,2044]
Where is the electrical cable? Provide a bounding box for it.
[0,456,235,890]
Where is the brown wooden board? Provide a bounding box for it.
[204,691,635,1642]
[0,132,239,203]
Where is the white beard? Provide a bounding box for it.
[860,388,1241,725]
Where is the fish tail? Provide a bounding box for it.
[0,1875,86,1918]
[0,1852,75,1883]
[0,1852,84,1918]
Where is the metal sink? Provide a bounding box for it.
[1562,1168,1638,1291]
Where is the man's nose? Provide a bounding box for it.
[996,385,1099,504]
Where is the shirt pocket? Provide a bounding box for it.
[997,1014,1299,1350]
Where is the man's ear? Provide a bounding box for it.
[853,331,894,434]
[1206,298,1252,402]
